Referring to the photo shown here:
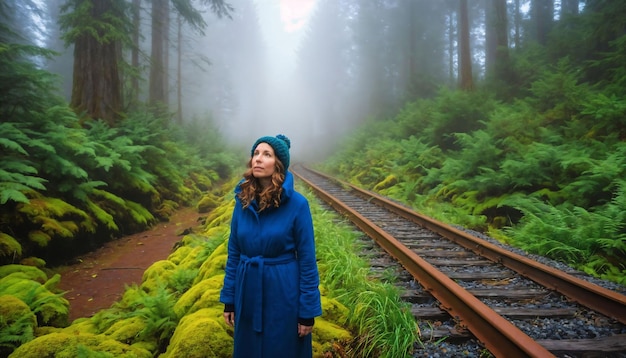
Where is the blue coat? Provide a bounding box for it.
[220,172,322,358]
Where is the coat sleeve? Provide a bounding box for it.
[220,203,241,306]
[294,196,322,320]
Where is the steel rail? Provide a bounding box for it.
[299,167,626,326]
[293,168,556,358]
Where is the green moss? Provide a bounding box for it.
[17,197,93,243]
[140,260,177,294]
[28,230,52,247]
[373,174,399,191]
[114,285,145,310]
[0,232,22,262]
[62,317,99,334]
[160,308,232,358]
[176,245,207,271]
[0,295,37,355]
[0,274,69,327]
[19,257,46,268]
[0,264,48,284]
[167,246,192,265]
[155,199,179,220]
[173,274,223,317]
[103,316,146,344]
[202,225,228,240]
[43,273,62,291]
[35,325,63,336]
[196,193,220,213]
[313,318,352,344]
[202,200,234,229]
[86,198,119,231]
[124,200,155,226]
[8,332,152,358]
[193,242,227,285]
[320,296,350,326]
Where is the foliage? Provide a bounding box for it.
[0,92,236,266]
[0,264,71,356]
[309,189,419,358]
[322,50,626,284]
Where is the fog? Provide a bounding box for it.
[31,0,479,162]
[186,0,335,162]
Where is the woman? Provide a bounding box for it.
[220,134,322,358]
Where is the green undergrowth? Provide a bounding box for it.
[5,179,417,357]
[0,107,239,267]
[320,84,626,286]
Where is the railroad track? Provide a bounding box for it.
[292,164,626,358]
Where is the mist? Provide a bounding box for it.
[186,0,336,162]
[33,0,495,163]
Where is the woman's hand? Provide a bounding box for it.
[223,312,235,327]
[298,323,313,337]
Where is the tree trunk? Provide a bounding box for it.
[149,0,167,108]
[130,0,140,106]
[532,0,553,45]
[458,0,473,91]
[176,14,183,123]
[514,0,521,49]
[448,7,455,86]
[70,0,122,126]
[485,0,496,76]
[486,0,509,75]
[561,0,579,17]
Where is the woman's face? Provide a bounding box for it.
[251,142,277,181]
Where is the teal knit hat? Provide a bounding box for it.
[251,134,291,170]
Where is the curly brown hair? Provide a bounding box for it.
[237,157,286,211]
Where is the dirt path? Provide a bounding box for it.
[54,207,203,322]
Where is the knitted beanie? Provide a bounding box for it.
[251,134,291,170]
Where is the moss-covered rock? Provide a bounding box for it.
[196,193,220,213]
[140,260,178,293]
[176,245,208,271]
[202,200,234,229]
[18,256,47,268]
[312,318,353,357]
[320,296,350,326]
[193,242,227,285]
[8,332,152,358]
[167,246,192,265]
[103,316,146,345]
[0,264,48,283]
[0,232,22,263]
[173,274,224,317]
[0,295,37,356]
[0,264,47,284]
[62,317,99,335]
[0,273,69,327]
[159,308,232,358]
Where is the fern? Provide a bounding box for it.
[0,309,36,354]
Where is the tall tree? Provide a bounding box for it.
[561,0,579,17]
[130,0,140,106]
[149,0,168,109]
[148,0,232,114]
[458,0,473,90]
[531,0,553,45]
[485,0,509,81]
[448,4,456,86]
[398,0,448,98]
[513,0,521,49]
[60,0,128,126]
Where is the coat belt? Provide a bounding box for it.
[236,252,296,332]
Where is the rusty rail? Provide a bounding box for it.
[293,167,557,358]
[301,168,626,327]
